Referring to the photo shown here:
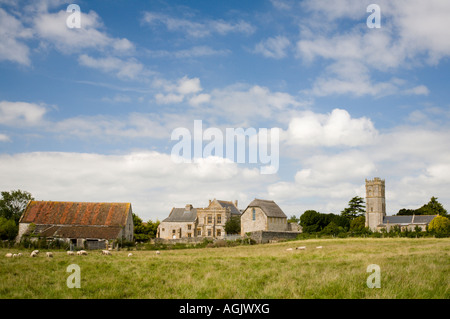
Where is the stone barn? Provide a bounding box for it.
[16,201,134,249]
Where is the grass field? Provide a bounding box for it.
[1,238,449,299]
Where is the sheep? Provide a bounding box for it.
[46,252,53,258]
[296,246,306,250]
[316,246,323,249]
[13,254,17,258]
[127,253,133,257]
[77,250,88,256]
[67,251,75,255]
[155,250,160,255]
[30,252,38,257]
[286,248,293,251]
[101,250,111,255]
[32,250,39,255]
[17,253,22,257]
[5,253,12,258]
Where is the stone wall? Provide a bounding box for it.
[248,230,302,244]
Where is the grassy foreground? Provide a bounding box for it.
[0,238,449,299]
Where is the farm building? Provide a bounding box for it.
[16,201,134,249]
[240,199,301,243]
[157,199,241,239]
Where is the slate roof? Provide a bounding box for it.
[217,200,241,216]
[162,207,197,223]
[19,201,131,227]
[247,199,287,218]
[382,215,437,225]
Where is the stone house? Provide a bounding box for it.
[157,199,241,239]
[17,201,134,249]
[240,198,288,234]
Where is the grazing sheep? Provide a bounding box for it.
[46,252,53,258]
[127,253,133,257]
[13,254,17,258]
[32,250,39,255]
[30,252,38,257]
[286,248,293,251]
[101,250,111,255]
[17,253,22,257]
[296,246,306,250]
[67,251,75,255]
[155,250,160,255]
[5,253,12,258]
[316,246,323,249]
[77,250,88,256]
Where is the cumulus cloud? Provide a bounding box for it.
[0,101,48,126]
[282,108,378,147]
[78,54,147,80]
[254,36,291,59]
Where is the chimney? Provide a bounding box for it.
[185,204,193,211]
[234,200,238,208]
[209,199,212,205]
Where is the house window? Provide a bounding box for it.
[217,229,221,237]
[188,224,191,230]
[207,229,212,236]
[197,228,202,236]
[217,215,222,224]
[208,215,213,224]
[187,233,192,238]
[172,229,176,235]
[252,208,256,221]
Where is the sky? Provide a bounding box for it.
[1,0,450,221]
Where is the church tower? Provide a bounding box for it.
[365,177,386,231]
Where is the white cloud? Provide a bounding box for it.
[282,108,378,147]
[142,12,255,38]
[0,133,11,142]
[254,36,291,59]
[0,151,271,220]
[0,8,33,65]
[78,54,146,80]
[0,101,48,126]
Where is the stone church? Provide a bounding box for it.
[365,177,436,231]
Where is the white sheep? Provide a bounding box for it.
[286,248,293,251]
[296,246,306,250]
[5,253,12,258]
[127,253,133,257]
[46,252,53,258]
[316,246,323,249]
[67,251,75,255]
[32,250,39,255]
[13,254,17,258]
[17,253,22,257]
[77,250,87,256]
[155,250,160,255]
[30,252,38,257]
[101,250,111,255]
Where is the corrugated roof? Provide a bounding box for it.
[217,200,241,216]
[162,207,197,222]
[20,201,131,227]
[247,199,286,218]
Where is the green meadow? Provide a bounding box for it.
[1,238,449,299]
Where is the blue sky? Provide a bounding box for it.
[1,0,450,221]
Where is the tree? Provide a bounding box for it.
[417,197,448,216]
[0,217,18,240]
[428,216,450,234]
[287,215,300,224]
[133,213,160,241]
[350,216,366,233]
[299,210,323,233]
[225,215,241,234]
[0,190,34,224]
[341,196,365,221]
[321,222,340,236]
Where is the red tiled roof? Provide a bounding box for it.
[20,201,131,227]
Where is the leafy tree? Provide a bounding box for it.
[225,215,241,234]
[0,190,34,224]
[321,222,340,236]
[0,217,18,240]
[133,213,160,241]
[397,197,448,217]
[350,216,366,233]
[397,208,417,216]
[300,210,323,233]
[287,215,300,224]
[428,215,450,234]
[341,196,365,221]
